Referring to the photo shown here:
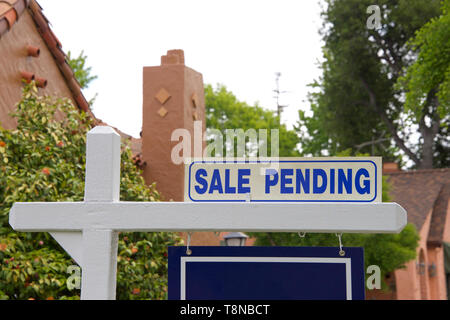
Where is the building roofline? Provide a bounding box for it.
[385,168,450,176]
[0,0,94,119]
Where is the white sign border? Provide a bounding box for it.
[180,256,352,300]
[185,157,382,203]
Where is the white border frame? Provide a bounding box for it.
[180,257,353,300]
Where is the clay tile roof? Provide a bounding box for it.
[428,183,450,245]
[1,1,141,155]
[386,168,450,243]
[0,0,27,34]
[0,0,94,119]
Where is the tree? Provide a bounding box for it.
[297,0,446,169]
[205,84,299,157]
[398,0,450,168]
[67,50,98,107]
[0,83,182,300]
[67,50,97,89]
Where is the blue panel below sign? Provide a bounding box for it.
[168,246,365,300]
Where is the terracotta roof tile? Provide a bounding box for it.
[428,183,450,245]
[1,0,94,118]
[3,6,17,27]
[1,1,143,159]
[386,168,450,243]
[0,1,18,17]
[27,1,93,117]
[0,0,27,36]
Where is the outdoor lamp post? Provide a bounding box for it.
[417,261,426,275]
[428,263,437,277]
[223,232,249,246]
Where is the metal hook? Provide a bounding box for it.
[336,233,345,257]
[186,232,193,256]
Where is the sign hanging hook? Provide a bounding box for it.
[186,232,193,256]
[336,233,345,257]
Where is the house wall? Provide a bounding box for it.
[442,199,450,244]
[395,259,419,300]
[427,246,447,299]
[418,194,450,300]
[436,198,450,299]
[0,11,75,129]
[395,210,433,299]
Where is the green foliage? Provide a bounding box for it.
[67,50,98,106]
[397,0,450,167]
[297,0,447,168]
[205,84,299,157]
[0,234,74,300]
[67,51,97,90]
[0,83,182,300]
[399,0,450,119]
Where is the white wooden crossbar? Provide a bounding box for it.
[10,202,406,234]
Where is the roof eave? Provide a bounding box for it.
[0,0,95,119]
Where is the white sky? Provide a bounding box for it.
[38,0,324,138]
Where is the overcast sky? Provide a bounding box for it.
[38,0,324,138]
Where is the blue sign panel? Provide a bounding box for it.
[168,246,365,300]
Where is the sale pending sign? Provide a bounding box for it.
[184,158,382,203]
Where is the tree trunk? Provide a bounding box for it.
[418,116,441,170]
[360,78,421,166]
[420,130,434,169]
[418,92,441,170]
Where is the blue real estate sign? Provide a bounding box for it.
[168,246,365,300]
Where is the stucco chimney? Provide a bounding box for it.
[141,50,205,201]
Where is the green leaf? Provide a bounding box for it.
[0,83,180,300]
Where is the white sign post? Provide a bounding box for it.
[9,127,407,300]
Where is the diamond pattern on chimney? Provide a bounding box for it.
[155,88,171,105]
[158,107,168,118]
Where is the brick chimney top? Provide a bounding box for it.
[161,50,185,66]
[383,162,401,174]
